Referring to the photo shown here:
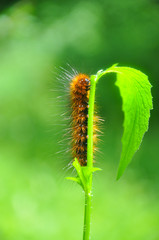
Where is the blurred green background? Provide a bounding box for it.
[0,0,159,239]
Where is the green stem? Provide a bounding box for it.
[83,77,96,240]
[83,191,92,240]
[87,77,96,169]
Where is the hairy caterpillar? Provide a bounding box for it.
[70,73,99,166]
[55,66,100,167]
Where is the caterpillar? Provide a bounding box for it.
[70,73,99,166]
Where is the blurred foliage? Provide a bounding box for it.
[0,0,159,239]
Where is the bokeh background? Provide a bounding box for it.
[0,0,159,239]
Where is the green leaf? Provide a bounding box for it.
[115,67,153,179]
[66,158,102,190]
[72,158,86,190]
[91,167,102,173]
[94,65,153,179]
[66,177,82,186]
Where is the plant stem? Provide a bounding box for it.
[83,190,92,240]
[83,77,96,240]
[87,77,96,169]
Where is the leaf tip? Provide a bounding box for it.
[116,164,125,180]
[116,173,121,181]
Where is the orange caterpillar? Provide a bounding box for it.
[70,73,99,166]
